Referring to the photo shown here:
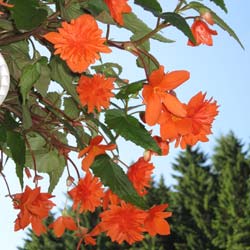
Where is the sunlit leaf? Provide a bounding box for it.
[105,109,161,154]
[210,0,227,13]
[159,12,196,44]
[134,0,162,15]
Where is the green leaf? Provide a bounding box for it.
[22,104,32,130]
[83,0,109,17]
[34,57,51,97]
[123,13,174,44]
[7,131,25,188]
[20,62,41,104]
[210,0,227,13]
[3,111,19,130]
[50,56,80,104]
[134,0,162,15]
[92,154,146,208]
[10,0,47,31]
[0,40,30,80]
[58,0,83,21]
[159,12,196,44]
[46,92,62,109]
[25,133,66,192]
[0,19,14,31]
[116,80,144,99]
[188,1,244,49]
[0,125,7,143]
[92,63,123,77]
[63,97,80,119]
[105,109,161,154]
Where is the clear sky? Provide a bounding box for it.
[0,0,250,249]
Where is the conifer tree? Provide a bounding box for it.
[212,132,250,249]
[172,146,215,250]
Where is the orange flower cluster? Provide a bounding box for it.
[77,74,115,113]
[97,202,171,244]
[188,19,217,46]
[13,186,55,236]
[44,14,111,73]
[142,66,219,150]
[104,0,132,26]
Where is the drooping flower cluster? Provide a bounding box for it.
[6,1,224,248]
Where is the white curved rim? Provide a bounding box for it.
[0,52,10,106]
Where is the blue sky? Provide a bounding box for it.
[0,0,250,249]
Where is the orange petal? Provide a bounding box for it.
[149,66,164,86]
[159,70,190,90]
[153,218,171,235]
[162,94,187,117]
[145,93,162,126]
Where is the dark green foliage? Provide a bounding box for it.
[19,133,250,250]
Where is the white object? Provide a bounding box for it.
[0,52,10,106]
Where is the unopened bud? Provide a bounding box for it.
[201,11,214,25]
[24,167,32,179]
[143,150,152,162]
[66,176,75,186]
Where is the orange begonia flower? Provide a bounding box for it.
[188,19,217,46]
[13,186,55,236]
[142,66,190,126]
[127,157,154,196]
[77,74,115,113]
[43,14,111,73]
[159,105,191,141]
[102,189,121,209]
[78,135,116,172]
[99,202,147,244]
[179,92,219,148]
[49,215,77,237]
[144,204,172,236]
[104,0,131,26]
[159,92,218,148]
[68,171,104,213]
